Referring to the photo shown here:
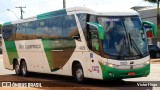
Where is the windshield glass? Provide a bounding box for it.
[98,16,148,59]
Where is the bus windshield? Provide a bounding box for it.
[97,16,148,59]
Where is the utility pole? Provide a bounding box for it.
[63,0,66,9]
[16,6,26,19]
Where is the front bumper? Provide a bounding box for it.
[99,63,150,80]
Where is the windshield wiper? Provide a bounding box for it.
[117,36,128,59]
[128,33,143,57]
[117,44,124,60]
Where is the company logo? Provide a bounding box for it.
[120,62,127,65]
[1,82,42,87]
[2,82,12,87]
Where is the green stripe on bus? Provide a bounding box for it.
[4,41,18,64]
[42,38,76,72]
[3,22,12,25]
[143,21,158,37]
[87,22,105,40]
[37,9,67,20]
[99,62,150,80]
[41,39,54,71]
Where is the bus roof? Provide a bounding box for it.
[67,7,139,16]
[3,7,139,25]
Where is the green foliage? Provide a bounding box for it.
[145,0,157,3]
[0,24,2,29]
[0,24,2,34]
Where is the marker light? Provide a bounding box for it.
[108,64,114,67]
[103,62,117,68]
[145,61,150,64]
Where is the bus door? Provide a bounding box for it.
[85,23,103,79]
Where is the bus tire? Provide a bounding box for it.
[74,63,85,83]
[20,60,28,77]
[13,60,21,76]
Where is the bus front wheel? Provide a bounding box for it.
[74,63,85,83]
[20,60,28,77]
[14,60,21,76]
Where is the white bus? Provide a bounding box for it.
[2,7,155,82]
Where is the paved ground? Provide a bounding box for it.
[0,55,160,90]
[0,56,14,75]
[124,64,160,81]
[151,59,160,64]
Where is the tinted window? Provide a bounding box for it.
[16,23,27,40]
[36,20,49,38]
[149,45,159,50]
[63,15,78,38]
[26,22,36,34]
[26,21,37,39]
[48,17,62,38]
[77,14,87,33]
[36,17,63,39]
[91,29,99,51]
[89,15,96,22]
[2,25,15,40]
[17,23,26,34]
[8,15,79,40]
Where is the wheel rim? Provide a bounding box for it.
[76,68,83,81]
[22,63,27,75]
[15,64,19,74]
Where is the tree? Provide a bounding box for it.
[145,0,160,40]
[145,0,157,3]
[0,24,2,34]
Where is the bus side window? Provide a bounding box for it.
[91,30,99,51]
[63,15,81,41]
[26,21,37,39]
[89,25,100,52]
[2,25,15,40]
[16,23,26,40]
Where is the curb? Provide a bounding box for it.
[150,59,160,62]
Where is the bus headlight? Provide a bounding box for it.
[108,64,114,67]
[144,61,150,65]
[103,62,117,68]
[108,63,117,68]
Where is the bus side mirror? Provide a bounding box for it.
[87,22,105,40]
[98,26,105,40]
[143,21,158,38]
[72,34,80,40]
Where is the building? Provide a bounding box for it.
[132,6,158,45]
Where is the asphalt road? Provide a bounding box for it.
[0,55,160,90]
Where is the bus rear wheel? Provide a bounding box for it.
[20,60,28,77]
[14,61,21,76]
[74,63,85,83]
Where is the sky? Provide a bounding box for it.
[0,0,156,24]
